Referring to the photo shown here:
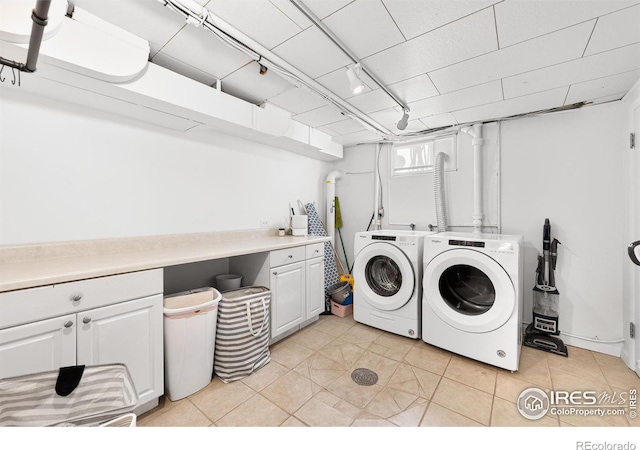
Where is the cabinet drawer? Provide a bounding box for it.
[0,269,163,330]
[306,243,324,259]
[270,246,305,267]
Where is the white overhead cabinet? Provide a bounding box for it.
[269,243,325,341]
[0,269,164,415]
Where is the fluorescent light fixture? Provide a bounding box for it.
[397,110,410,130]
[346,63,365,95]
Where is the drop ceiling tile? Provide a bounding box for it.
[271,26,352,78]
[71,0,186,56]
[452,87,569,124]
[368,107,404,126]
[322,118,365,135]
[267,87,328,114]
[407,81,503,119]
[159,22,253,79]
[150,52,218,87]
[220,61,294,105]
[429,20,595,94]
[383,0,496,41]
[419,113,459,129]
[361,7,498,86]
[315,67,375,99]
[322,0,405,59]
[503,43,640,99]
[565,69,640,104]
[584,4,640,56]
[494,0,637,48]
[347,89,399,114]
[299,0,354,20]
[388,74,440,104]
[205,0,303,50]
[333,129,381,146]
[292,104,345,127]
[270,0,314,29]
[588,92,627,105]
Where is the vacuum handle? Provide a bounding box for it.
[629,241,640,266]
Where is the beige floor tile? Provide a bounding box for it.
[365,387,419,418]
[294,397,354,426]
[490,396,559,427]
[319,338,367,370]
[215,393,289,426]
[600,366,640,391]
[333,398,363,419]
[190,380,256,422]
[444,356,498,394]
[593,351,634,372]
[547,349,607,384]
[550,367,611,392]
[313,388,342,407]
[431,377,494,425]
[351,418,397,426]
[495,372,546,404]
[510,358,553,389]
[261,370,314,414]
[139,400,211,427]
[387,363,441,400]
[403,343,452,375]
[240,360,289,392]
[137,395,187,425]
[293,353,345,387]
[286,327,336,351]
[351,350,400,385]
[387,401,428,427]
[269,340,316,369]
[340,323,384,346]
[326,371,383,409]
[420,402,484,427]
[310,315,356,336]
[372,333,417,360]
[281,416,307,426]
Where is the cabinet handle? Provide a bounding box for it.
[70,293,83,302]
[82,317,92,324]
[273,271,277,275]
[288,255,293,258]
[314,249,319,253]
[64,320,73,328]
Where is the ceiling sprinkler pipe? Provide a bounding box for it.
[326,171,343,246]
[461,123,485,233]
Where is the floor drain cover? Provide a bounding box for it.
[351,368,379,386]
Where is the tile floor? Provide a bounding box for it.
[138,314,640,428]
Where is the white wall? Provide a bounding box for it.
[0,88,332,244]
[334,102,625,355]
[501,102,624,355]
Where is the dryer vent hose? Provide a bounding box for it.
[435,152,448,232]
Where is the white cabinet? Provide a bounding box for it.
[0,269,163,415]
[269,243,325,342]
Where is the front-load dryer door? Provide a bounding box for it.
[353,242,415,311]
[423,249,515,333]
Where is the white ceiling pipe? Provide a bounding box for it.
[326,171,343,248]
[158,0,392,137]
[461,123,484,233]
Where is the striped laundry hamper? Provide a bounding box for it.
[214,286,271,383]
[0,363,138,427]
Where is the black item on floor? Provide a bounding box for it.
[524,323,568,357]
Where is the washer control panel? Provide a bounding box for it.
[446,239,515,254]
[371,235,417,246]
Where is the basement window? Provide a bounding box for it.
[391,135,457,177]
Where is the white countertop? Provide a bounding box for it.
[0,230,331,293]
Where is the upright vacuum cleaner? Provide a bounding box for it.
[524,218,569,357]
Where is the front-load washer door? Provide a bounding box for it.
[353,242,415,311]
[423,249,515,333]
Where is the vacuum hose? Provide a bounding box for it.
[434,152,448,232]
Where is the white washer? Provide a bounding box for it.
[422,232,524,371]
[353,230,432,339]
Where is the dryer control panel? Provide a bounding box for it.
[372,235,417,247]
[448,239,515,253]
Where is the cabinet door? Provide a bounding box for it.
[270,261,306,338]
[0,314,76,380]
[306,257,325,319]
[76,294,163,407]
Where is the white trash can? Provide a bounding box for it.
[163,287,221,401]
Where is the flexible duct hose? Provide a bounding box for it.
[435,152,448,232]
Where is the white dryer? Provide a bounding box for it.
[422,232,524,371]
[353,230,432,339]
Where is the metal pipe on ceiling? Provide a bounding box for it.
[0,0,52,72]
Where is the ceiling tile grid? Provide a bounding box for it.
[53,1,640,145]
